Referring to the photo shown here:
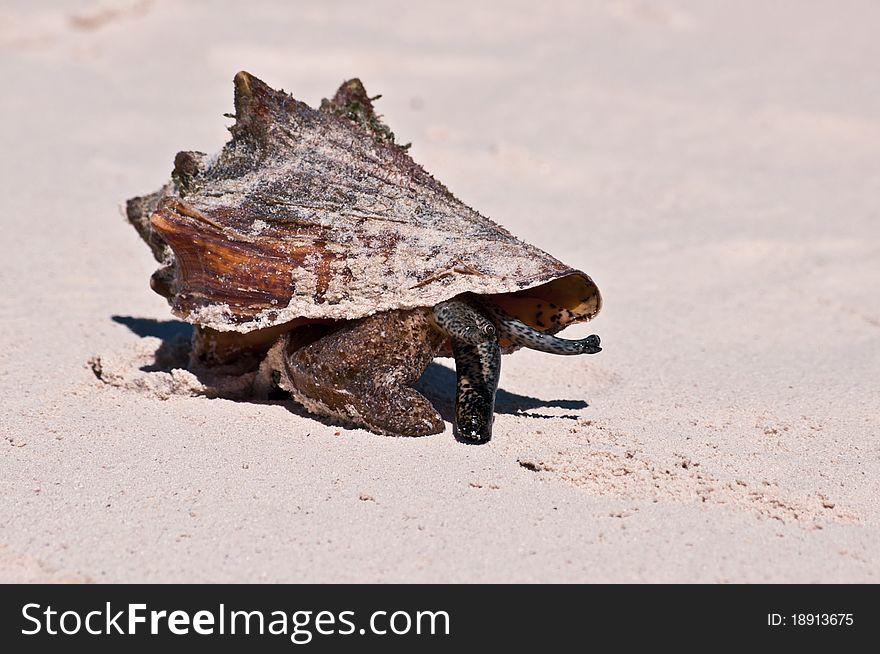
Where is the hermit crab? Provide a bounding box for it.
[126,72,602,442]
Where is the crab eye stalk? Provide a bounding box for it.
[481,303,602,356]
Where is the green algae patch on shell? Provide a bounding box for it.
[128,72,601,337]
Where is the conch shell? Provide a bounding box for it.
[127,72,600,354]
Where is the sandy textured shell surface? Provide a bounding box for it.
[127,72,601,334]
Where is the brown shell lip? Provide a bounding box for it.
[142,71,602,338]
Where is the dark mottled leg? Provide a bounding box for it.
[452,339,501,443]
[279,309,445,437]
[433,300,501,442]
[481,302,602,355]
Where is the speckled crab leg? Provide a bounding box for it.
[433,300,501,443]
[480,302,602,355]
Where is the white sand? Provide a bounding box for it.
[1,0,878,582]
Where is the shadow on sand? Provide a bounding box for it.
[415,362,587,424]
[112,315,193,341]
[112,315,588,428]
